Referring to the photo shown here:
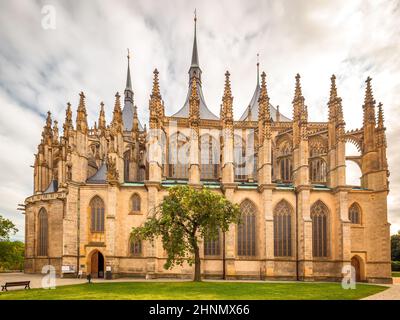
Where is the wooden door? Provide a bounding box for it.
[351,257,361,282]
[91,251,99,277]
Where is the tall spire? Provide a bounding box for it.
[126,49,132,90]
[191,9,199,67]
[188,9,202,83]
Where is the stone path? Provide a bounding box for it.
[1,273,399,299]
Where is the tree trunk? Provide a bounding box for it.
[194,244,201,282]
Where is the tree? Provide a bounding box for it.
[0,241,24,271]
[0,214,18,241]
[131,185,241,281]
[391,231,400,261]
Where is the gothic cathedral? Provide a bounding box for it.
[24,17,391,283]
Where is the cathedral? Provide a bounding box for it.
[24,17,391,283]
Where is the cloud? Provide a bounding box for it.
[0,0,399,238]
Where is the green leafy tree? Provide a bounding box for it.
[131,185,241,281]
[0,214,18,241]
[0,241,24,271]
[391,231,400,261]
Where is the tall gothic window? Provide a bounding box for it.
[237,200,256,256]
[129,237,142,256]
[311,200,329,257]
[131,193,141,212]
[273,200,292,257]
[90,196,105,232]
[309,158,327,183]
[200,134,219,180]
[204,231,221,256]
[124,150,130,182]
[234,135,247,180]
[277,141,292,182]
[37,208,48,256]
[169,132,189,179]
[349,203,361,224]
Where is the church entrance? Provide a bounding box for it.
[351,256,361,282]
[90,250,105,278]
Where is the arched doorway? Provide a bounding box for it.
[89,250,105,278]
[351,256,364,282]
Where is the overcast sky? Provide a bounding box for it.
[0,0,399,240]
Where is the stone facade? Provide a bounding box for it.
[24,19,391,283]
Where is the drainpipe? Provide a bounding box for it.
[295,189,299,281]
[222,231,226,280]
[76,185,81,277]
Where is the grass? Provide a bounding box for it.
[0,281,388,300]
[392,272,400,277]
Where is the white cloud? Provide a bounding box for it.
[0,0,399,238]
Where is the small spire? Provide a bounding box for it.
[46,111,52,128]
[52,120,59,143]
[98,101,106,131]
[363,76,376,126]
[149,68,164,128]
[63,102,73,134]
[292,74,305,121]
[329,74,338,101]
[222,70,233,122]
[377,102,384,129]
[76,91,88,133]
[294,73,302,100]
[112,92,123,132]
[276,105,281,122]
[151,68,161,98]
[256,53,260,85]
[258,71,270,122]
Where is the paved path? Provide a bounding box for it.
[1,273,399,299]
[362,283,400,300]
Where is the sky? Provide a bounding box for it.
[0,0,399,241]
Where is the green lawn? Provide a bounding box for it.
[0,281,388,300]
[392,272,400,277]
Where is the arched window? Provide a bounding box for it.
[349,203,361,224]
[200,134,219,180]
[129,237,142,256]
[204,231,220,256]
[273,200,292,257]
[124,150,130,182]
[234,135,247,180]
[90,196,105,232]
[169,132,189,179]
[309,158,327,183]
[277,141,292,182]
[237,200,256,256]
[37,208,48,256]
[311,200,329,257]
[131,193,141,212]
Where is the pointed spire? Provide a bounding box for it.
[42,111,53,143]
[259,71,270,121]
[149,68,163,129]
[377,102,385,129]
[363,76,376,126]
[221,71,233,123]
[191,9,199,67]
[126,49,132,90]
[328,74,338,122]
[52,120,59,143]
[111,92,123,133]
[98,101,106,132]
[63,102,73,135]
[76,91,88,133]
[292,74,305,121]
